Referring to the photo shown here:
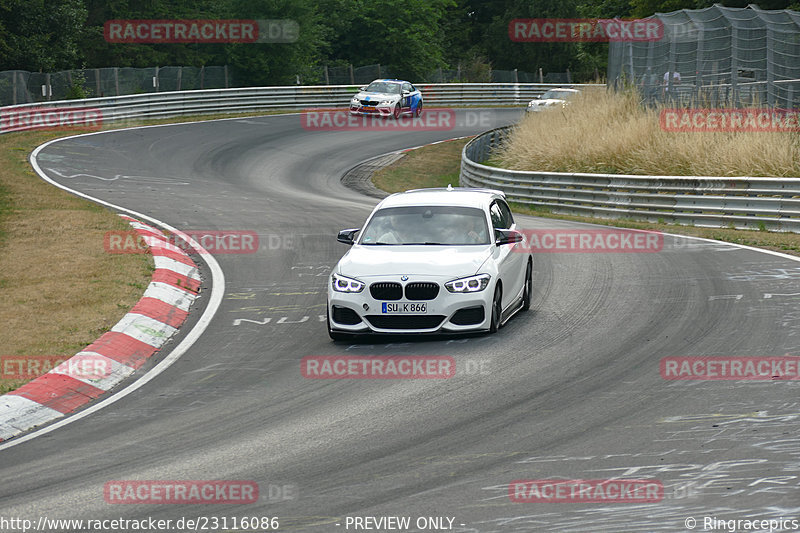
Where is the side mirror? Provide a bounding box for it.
[402,90,410,96]
[359,86,367,91]
[337,228,360,245]
[495,229,523,246]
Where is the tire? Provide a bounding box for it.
[521,261,532,311]
[414,100,423,117]
[393,103,402,119]
[489,284,502,333]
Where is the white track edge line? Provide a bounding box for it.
[0,129,226,451]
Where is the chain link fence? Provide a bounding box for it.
[313,64,572,86]
[0,66,231,106]
[0,63,574,106]
[608,5,800,108]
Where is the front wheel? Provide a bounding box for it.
[521,261,532,311]
[414,100,423,117]
[393,103,402,119]
[489,285,502,333]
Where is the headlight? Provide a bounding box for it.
[351,97,359,103]
[331,273,365,293]
[380,100,394,105]
[445,274,491,293]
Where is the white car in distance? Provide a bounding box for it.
[526,87,580,112]
[327,187,533,340]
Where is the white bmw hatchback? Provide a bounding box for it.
[327,187,533,339]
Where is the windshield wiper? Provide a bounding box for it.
[403,242,444,245]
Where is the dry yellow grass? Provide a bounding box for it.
[368,135,800,257]
[496,89,800,177]
[0,130,153,395]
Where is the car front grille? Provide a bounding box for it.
[365,315,446,330]
[370,282,402,301]
[404,282,439,301]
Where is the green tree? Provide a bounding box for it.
[224,0,329,86]
[79,0,229,68]
[318,0,454,81]
[0,0,87,71]
[465,0,583,76]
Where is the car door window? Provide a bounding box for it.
[403,82,412,93]
[490,203,505,230]
[498,200,514,228]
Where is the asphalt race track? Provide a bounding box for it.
[1,109,799,532]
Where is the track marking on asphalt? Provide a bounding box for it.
[232,315,327,326]
[47,167,192,185]
[0,127,226,451]
[707,294,743,301]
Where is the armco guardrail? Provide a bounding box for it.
[0,83,602,134]
[460,126,800,232]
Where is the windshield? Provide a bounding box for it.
[541,89,576,100]
[359,205,490,245]
[364,81,401,94]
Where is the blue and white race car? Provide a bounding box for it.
[349,79,423,119]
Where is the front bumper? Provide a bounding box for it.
[526,105,550,112]
[349,103,395,117]
[328,278,492,334]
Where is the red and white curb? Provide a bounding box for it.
[0,215,201,442]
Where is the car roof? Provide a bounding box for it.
[376,187,505,210]
[373,79,404,84]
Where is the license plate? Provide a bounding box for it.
[382,302,427,314]
[362,106,376,111]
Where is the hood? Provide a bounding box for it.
[356,90,400,102]
[337,245,493,279]
[529,99,564,107]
